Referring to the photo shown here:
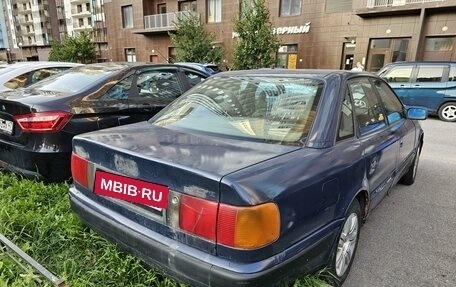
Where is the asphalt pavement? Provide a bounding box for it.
[344,117,456,287]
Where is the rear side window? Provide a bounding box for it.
[349,78,386,135]
[4,72,30,89]
[373,79,404,124]
[338,89,354,141]
[30,67,69,84]
[136,70,183,99]
[183,71,206,87]
[383,66,413,83]
[416,65,445,82]
[449,66,456,81]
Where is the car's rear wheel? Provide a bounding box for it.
[329,199,361,286]
[399,146,421,185]
[438,102,456,122]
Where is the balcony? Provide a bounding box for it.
[134,11,198,34]
[73,25,93,32]
[70,0,89,4]
[71,9,91,18]
[357,0,451,17]
[367,0,444,7]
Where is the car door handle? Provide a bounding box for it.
[400,84,406,87]
[399,140,404,148]
[413,85,420,87]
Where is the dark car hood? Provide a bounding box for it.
[75,121,300,177]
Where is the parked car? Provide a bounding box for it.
[0,61,81,91]
[377,61,456,121]
[69,70,427,287]
[0,62,210,181]
[175,62,221,75]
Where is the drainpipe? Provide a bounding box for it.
[411,8,426,61]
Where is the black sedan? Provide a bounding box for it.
[69,70,427,286]
[0,62,210,181]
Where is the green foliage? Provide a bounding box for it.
[233,0,280,70]
[0,172,328,287]
[48,32,96,64]
[169,14,222,64]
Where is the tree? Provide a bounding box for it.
[169,14,222,64]
[233,0,280,70]
[49,31,96,63]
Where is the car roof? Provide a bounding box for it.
[212,68,367,79]
[80,62,212,75]
[0,61,81,76]
[384,61,456,66]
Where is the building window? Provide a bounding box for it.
[239,0,253,15]
[158,3,166,14]
[207,0,221,23]
[425,37,454,51]
[125,48,136,62]
[326,0,352,13]
[280,0,301,17]
[78,18,84,27]
[122,5,133,28]
[179,0,197,12]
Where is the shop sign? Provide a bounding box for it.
[232,22,311,38]
[273,23,311,35]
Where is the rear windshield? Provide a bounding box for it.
[24,64,123,94]
[151,76,323,145]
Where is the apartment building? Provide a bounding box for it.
[104,0,456,71]
[0,0,107,61]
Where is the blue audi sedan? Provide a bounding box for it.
[69,70,427,287]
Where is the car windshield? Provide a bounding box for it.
[152,76,323,145]
[24,64,123,94]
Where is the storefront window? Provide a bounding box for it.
[370,39,391,49]
[392,39,408,62]
[425,37,454,51]
[367,38,409,72]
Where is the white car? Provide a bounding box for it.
[0,61,82,91]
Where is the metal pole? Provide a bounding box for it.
[0,233,67,287]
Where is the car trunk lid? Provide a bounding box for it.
[72,121,298,252]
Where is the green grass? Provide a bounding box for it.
[0,172,330,287]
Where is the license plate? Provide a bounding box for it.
[94,170,169,209]
[0,118,13,135]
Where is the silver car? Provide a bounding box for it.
[0,61,82,91]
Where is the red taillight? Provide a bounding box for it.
[179,194,280,249]
[71,153,88,187]
[179,195,218,241]
[13,111,72,132]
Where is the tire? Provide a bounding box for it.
[329,200,362,287]
[438,102,456,122]
[399,146,421,185]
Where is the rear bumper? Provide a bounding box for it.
[0,139,70,181]
[69,187,340,287]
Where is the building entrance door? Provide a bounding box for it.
[276,44,298,69]
[341,42,356,70]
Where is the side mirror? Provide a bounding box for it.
[407,107,427,120]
